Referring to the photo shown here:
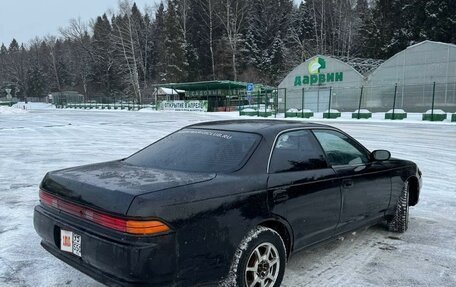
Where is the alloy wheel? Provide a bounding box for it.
[244,242,280,287]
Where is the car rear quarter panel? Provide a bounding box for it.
[127,174,270,286]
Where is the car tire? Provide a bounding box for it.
[387,181,409,233]
[221,226,287,287]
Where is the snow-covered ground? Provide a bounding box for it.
[0,109,455,286]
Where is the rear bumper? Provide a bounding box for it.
[33,205,177,287]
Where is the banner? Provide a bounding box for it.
[158,100,208,112]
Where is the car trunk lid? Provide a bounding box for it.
[40,160,216,215]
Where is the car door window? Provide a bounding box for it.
[313,130,369,166]
[269,130,327,173]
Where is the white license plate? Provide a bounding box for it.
[60,229,82,257]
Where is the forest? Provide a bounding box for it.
[0,0,454,102]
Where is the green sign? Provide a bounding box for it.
[188,89,244,97]
[294,57,344,86]
[158,100,208,112]
[308,57,326,74]
[188,90,223,97]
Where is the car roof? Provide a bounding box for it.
[186,119,330,137]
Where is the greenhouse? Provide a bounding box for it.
[278,55,365,112]
[365,41,456,112]
[279,41,456,113]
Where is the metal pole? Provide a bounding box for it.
[239,90,242,115]
[226,91,229,112]
[392,83,398,120]
[301,88,305,118]
[274,89,277,118]
[328,87,332,118]
[206,86,209,111]
[264,90,267,116]
[257,90,260,117]
[431,81,436,121]
[357,86,364,119]
[284,89,287,118]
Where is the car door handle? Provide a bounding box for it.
[342,179,354,188]
[273,189,289,203]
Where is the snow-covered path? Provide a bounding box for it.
[0,109,455,286]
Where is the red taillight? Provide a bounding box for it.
[39,190,170,235]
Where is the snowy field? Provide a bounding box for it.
[0,108,455,287]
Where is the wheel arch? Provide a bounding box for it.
[258,217,294,259]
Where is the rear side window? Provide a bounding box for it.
[269,130,327,173]
[313,130,369,166]
[125,129,260,173]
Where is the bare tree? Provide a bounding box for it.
[43,36,62,92]
[216,0,247,81]
[176,0,190,43]
[60,18,93,97]
[111,0,142,103]
[2,40,27,94]
[195,0,217,79]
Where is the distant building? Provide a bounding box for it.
[152,81,275,112]
[51,91,84,106]
[279,56,366,112]
[279,41,456,112]
[152,87,186,102]
[366,41,456,112]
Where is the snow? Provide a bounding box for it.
[155,87,185,95]
[0,109,455,286]
[387,109,407,114]
[287,108,313,113]
[424,109,446,115]
[324,109,340,113]
[353,109,371,113]
[11,102,56,110]
[0,106,28,114]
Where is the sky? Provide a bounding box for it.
[0,0,158,45]
[0,0,302,46]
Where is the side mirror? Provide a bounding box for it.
[371,150,391,161]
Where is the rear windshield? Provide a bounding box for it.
[125,129,260,173]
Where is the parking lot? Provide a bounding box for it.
[0,109,455,286]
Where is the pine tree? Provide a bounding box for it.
[361,0,416,59]
[93,14,118,96]
[5,39,27,97]
[289,1,317,63]
[152,2,167,82]
[25,65,46,97]
[423,0,456,44]
[163,0,188,82]
[189,0,219,80]
[131,3,151,88]
[175,0,199,81]
[0,44,7,86]
[8,39,19,52]
[351,0,371,57]
[245,0,292,83]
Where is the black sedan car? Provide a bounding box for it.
[34,120,422,287]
